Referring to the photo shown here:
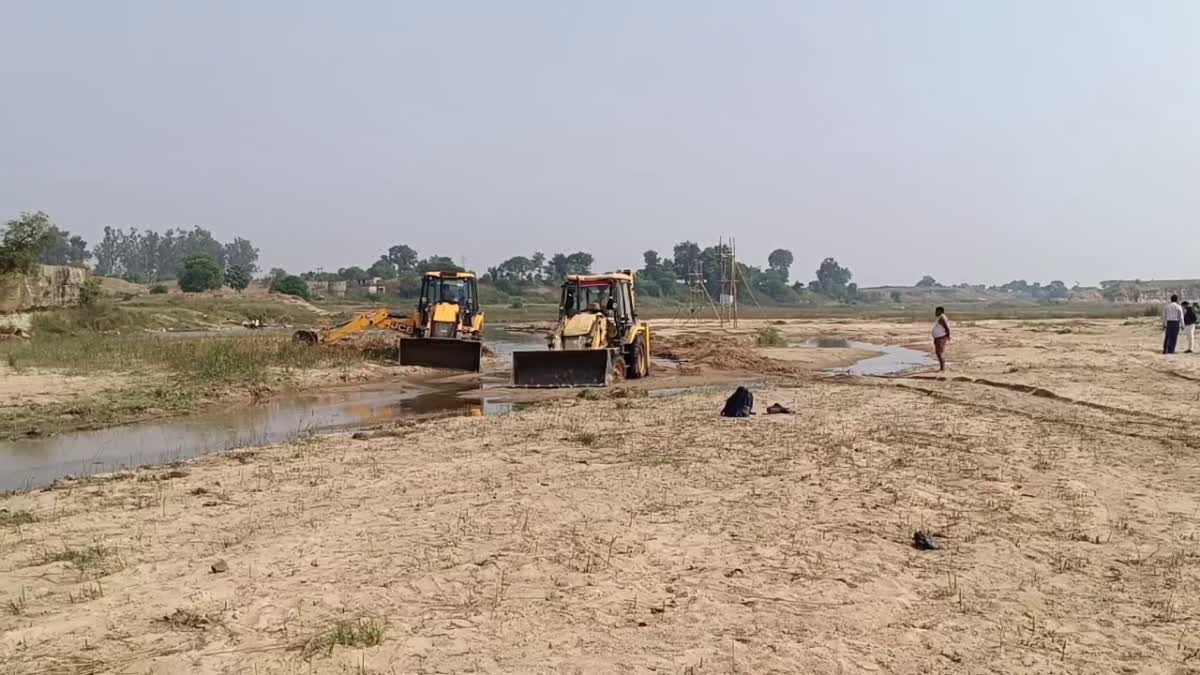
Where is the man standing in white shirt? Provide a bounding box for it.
[932,306,950,371]
[1163,294,1184,354]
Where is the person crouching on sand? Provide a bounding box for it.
[932,306,951,371]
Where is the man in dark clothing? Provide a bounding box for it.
[1163,294,1184,354]
[1184,301,1197,353]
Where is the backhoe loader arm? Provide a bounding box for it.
[318,309,415,344]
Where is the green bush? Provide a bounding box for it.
[177,255,223,293]
[78,278,102,307]
[270,274,310,300]
[149,284,169,294]
[224,264,251,291]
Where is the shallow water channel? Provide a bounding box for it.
[806,338,937,376]
[0,328,543,492]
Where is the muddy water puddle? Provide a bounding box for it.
[0,328,542,491]
[805,338,936,376]
[0,381,515,492]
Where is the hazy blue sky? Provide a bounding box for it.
[3,1,1198,286]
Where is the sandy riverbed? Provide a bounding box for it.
[2,317,1199,673]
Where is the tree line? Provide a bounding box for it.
[292,239,862,304]
[1,211,1084,305]
[0,212,261,293]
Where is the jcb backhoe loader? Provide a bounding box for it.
[511,272,651,387]
[293,271,486,372]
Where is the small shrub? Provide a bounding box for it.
[302,617,386,658]
[78,278,102,307]
[755,326,787,347]
[149,284,169,295]
[36,543,115,571]
[270,275,310,300]
[509,297,525,309]
[0,509,36,527]
[572,430,600,447]
[177,255,223,293]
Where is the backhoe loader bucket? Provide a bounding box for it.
[400,338,483,372]
[512,349,612,387]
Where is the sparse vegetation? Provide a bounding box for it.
[0,509,36,527]
[302,617,386,658]
[270,274,310,300]
[35,543,118,573]
[755,326,787,347]
[571,430,601,447]
[5,588,28,616]
[177,255,223,293]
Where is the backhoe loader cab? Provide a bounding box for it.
[512,271,651,387]
[416,272,482,339]
[401,271,485,370]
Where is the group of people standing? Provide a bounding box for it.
[1161,294,1198,354]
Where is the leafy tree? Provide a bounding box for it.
[38,226,91,266]
[417,255,463,274]
[93,227,120,276]
[530,252,546,281]
[643,250,660,271]
[545,253,570,280]
[367,256,398,279]
[224,264,252,291]
[767,249,794,282]
[0,211,58,274]
[336,266,369,281]
[672,241,702,277]
[177,255,223,292]
[890,291,903,303]
[493,256,535,282]
[810,257,853,300]
[391,274,422,298]
[270,274,310,300]
[916,275,939,287]
[564,251,593,275]
[268,267,288,280]
[387,244,419,273]
[222,238,260,275]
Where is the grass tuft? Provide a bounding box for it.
[572,430,601,447]
[0,509,36,528]
[35,543,117,572]
[302,617,386,658]
[755,326,787,347]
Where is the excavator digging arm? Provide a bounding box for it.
[294,309,415,345]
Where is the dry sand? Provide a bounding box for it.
[3,317,1200,673]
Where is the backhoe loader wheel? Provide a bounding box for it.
[293,329,319,346]
[626,341,646,379]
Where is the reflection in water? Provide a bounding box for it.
[804,338,936,376]
[0,327,542,492]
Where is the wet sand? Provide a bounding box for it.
[3,317,1199,674]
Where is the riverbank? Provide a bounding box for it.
[3,317,1199,673]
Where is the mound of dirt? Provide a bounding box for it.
[655,333,800,374]
[272,293,332,316]
[96,276,149,296]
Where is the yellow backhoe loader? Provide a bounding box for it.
[511,271,651,387]
[293,271,486,371]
